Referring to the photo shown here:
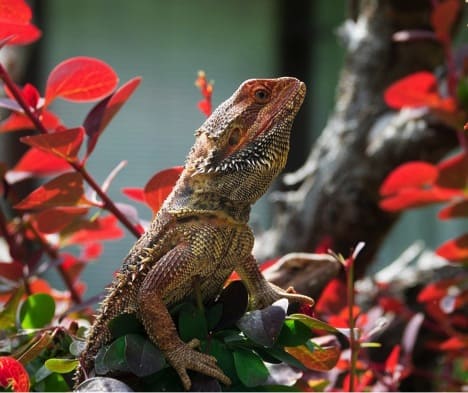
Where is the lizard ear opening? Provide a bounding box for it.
[228,127,242,146]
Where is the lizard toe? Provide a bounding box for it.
[166,343,231,390]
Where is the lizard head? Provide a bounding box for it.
[186,77,306,203]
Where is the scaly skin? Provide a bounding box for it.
[75,77,311,390]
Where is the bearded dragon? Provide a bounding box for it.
[75,77,311,390]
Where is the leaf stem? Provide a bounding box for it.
[0,62,141,239]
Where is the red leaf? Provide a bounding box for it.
[314,235,333,254]
[44,57,119,105]
[438,198,468,219]
[3,83,40,108]
[121,187,146,204]
[431,0,461,44]
[66,215,124,245]
[437,336,468,351]
[380,162,438,196]
[0,0,41,45]
[0,356,30,392]
[379,187,459,212]
[0,112,30,133]
[379,161,461,211]
[83,77,141,159]
[81,242,103,261]
[33,206,89,234]
[0,261,23,281]
[385,345,401,374]
[384,72,442,109]
[435,233,468,263]
[61,253,85,284]
[0,0,32,24]
[327,305,361,328]
[315,278,347,315]
[418,277,460,303]
[23,83,40,106]
[379,296,405,314]
[0,110,61,133]
[284,344,340,372]
[20,127,84,162]
[144,166,183,213]
[436,152,468,190]
[10,147,70,179]
[198,100,212,117]
[14,172,87,210]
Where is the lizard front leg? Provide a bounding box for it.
[137,244,231,391]
[236,255,314,309]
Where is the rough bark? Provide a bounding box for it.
[255,0,459,277]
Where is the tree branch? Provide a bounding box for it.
[255,0,460,277]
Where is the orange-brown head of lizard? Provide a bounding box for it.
[185,77,306,206]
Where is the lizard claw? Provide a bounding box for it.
[166,339,231,391]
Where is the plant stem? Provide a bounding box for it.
[28,222,83,305]
[193,276,204,312]
[73,162,141,238]
[0,62,141,239]
[346,255,358,392]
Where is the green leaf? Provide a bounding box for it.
[44,358,78,374]
[202,338,238,384]
[233,349,269,387]
[457,77,468,109]
[95,334,165,377]
[124,334,166,376]
[141,367,183,391]
[178,303,208,341]
[19,293,55,329]
[108,313,144,339]
[360,342,382,348]
[95,336,128,375]
[277,319,314,347]
[206,303,223,331]
[0,287,23,330]
[287,314,340,334]
[237,299,287,347]
[35,372,69,392]
[220,330,248,345]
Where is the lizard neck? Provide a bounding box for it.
[163,172,252,224]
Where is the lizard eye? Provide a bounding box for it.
[228,127,242,146]
[253,88,270,104]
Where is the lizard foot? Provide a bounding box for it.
[166,338,231,390]
[251,282,314,309]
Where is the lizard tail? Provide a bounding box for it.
[73,286,127,389]
[73,311,113,388]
